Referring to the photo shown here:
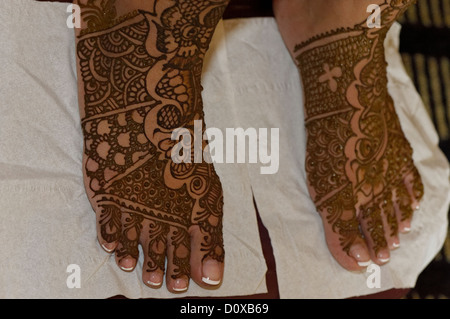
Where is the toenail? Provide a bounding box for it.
[173,278,188,292]
[392,241,400,249]
[357,260,372,267]
[378,253,390,263]
[147,273,162,287]
[119,258,135,271]
[121,266,134,271]
[202,259,221,284]
[402,226,411,233]
[147,280,162,287]
[349,245,371,267]
[202,277,221,286]
[101,243,115,253]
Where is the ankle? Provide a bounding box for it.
[273,0,395,52]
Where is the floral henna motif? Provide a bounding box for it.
[76,0,229,279]
[294,0,424,255]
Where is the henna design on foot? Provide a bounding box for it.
[75,0,229,285]
[294,0,424,260]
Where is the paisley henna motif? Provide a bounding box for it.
[76,0,229,280]
[295,0,424,255]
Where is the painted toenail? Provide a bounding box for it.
[402,226,411,232]
[120,266,134,271]
[202,259,221,284]
[392,242,400,249]
[350,245,371,267]
[378,253,390,263]
[173,278,188,292]
[202,277,221,285]
[357,260,372,267]
[102,243,115,252]
[119,258,135,271]
[147,273,162,287]
[147,280,162,287]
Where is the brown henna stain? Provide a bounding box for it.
[294,0,424,255]
[77,0,229,279]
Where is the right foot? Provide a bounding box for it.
[74,0,229,293]
[274,0,424,270]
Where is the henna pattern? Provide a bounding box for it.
[294,0,424,255]
[76,0,229,280]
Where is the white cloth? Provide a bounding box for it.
[0,0,448,299]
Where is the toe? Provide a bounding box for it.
[380,192,400,250]
[96,205,121,253]
[201,258,223,286]
[403,168,423,210]
[141,219,168,288]
[317,194,371,271]
[393,184,415,233]
[410,167,425,204]
[115,212,143,272]
[165,225,191,293]
[359,201,390,265]
[190,225,224,288]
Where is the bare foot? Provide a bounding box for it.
[74,0,229,293]
[273,0,424,270]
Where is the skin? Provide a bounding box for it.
[74,0,230,293]
[273,0,424,270]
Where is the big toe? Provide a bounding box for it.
[190,225,224,288]
[318,202,371,271]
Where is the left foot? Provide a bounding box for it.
[274,0,424,270]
